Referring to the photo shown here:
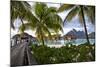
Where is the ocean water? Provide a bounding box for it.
[45,39,95,45]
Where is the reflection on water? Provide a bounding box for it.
[45,39,95,45]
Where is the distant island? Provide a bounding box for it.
[63,29,95,39]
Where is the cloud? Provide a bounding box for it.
[11,2,95,37]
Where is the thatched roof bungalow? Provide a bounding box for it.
[11,33,38,46]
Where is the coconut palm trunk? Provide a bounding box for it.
[18,3,63,46]
[20,17,24,26]
[19,17,26,44]
[58,4,95,44]
[41,35,45,45]
[80,5,90,44]
[20,17,25,33]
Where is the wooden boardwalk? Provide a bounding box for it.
[11,42,37,66]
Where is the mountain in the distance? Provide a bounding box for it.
[64,29,95,39]
[64,29,86,39]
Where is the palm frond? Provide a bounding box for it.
[11,1,32,29]
[78,10,84,23]
[19,24,25,33]
[48,7,57,13]
[65,6,79,22]
[41,24,52,38]
[58,4,74,13]
[34,3,47,19]
[35,26,43,40]
[11,21,15,29]
[84,6,95,24]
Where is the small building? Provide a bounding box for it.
[11,33,38,47]
[44,34,61,40]
[63,34,76,40]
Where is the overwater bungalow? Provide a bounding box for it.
[44,34,61,41]
[11,33,38,47]
[63,34,76,40]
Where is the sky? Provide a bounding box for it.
[11,2,95,37]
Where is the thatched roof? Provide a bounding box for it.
[12,33,37,40]
[12,34,20,39]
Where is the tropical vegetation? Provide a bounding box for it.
[58,4,95,44]
[11,1,32,31]
[19,3,63,45]
[30,43,95,64]
[11,1,95,64]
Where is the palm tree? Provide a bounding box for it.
[58,4,95,44]
[19,3,63,45]
[11,1,32,33]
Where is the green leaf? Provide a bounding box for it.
[84,6,95,24]
[65,7,79,22]
[58,4,74,13]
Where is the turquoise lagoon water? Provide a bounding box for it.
[44,39,95,45]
